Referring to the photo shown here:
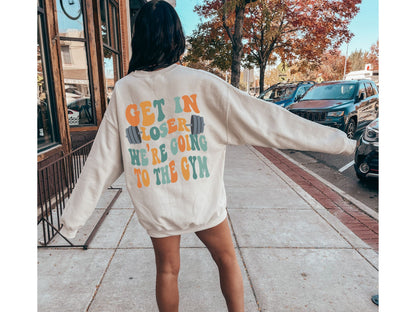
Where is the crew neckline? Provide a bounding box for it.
[131,64,180,77]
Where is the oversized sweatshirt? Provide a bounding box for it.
[60,64,356,238]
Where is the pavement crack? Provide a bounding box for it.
[227,212,262,312]
[85,210,135,312]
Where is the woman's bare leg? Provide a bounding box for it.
[195,218,244,312]
[151,235,181,312]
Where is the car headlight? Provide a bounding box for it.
[363,126,378,142]
[327,111,344,117]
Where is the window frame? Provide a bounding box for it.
[100,0,123,96]
[58,0,97,127]
[37,0,61,152]
[358,82,367,99]
[364,82,375,97]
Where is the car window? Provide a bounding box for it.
[261,88,275,100]
[295,86,307,98]
[358,82,366,99]
[371,81,378,94]
[273,86,297,100]
[302,83,357,101]
[365,82,374,96]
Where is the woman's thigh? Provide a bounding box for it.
[151,235,181,273]
[195,218,235,260]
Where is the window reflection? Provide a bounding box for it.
[103,52,120,99]
[57,0,95,126]
[38,17,58,149]
[100,0,108,45]
[61,39,93,125]
[101,0,121,101]
[110,4,119,50]
[57,0,85,38]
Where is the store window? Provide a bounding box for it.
[100,0,122,101]
[38,0,59,151]
[57,0,95,126]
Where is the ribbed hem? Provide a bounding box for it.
[146,209,228,238]
[344,138,357,155]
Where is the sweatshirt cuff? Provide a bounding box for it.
[343,138,357,155]
[60,225,78,239]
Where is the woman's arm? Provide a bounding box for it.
[224,84,356,155]
[60,91,124,238]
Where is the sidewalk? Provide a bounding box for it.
[38,145,378,312]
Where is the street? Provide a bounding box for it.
[280,130,378,213]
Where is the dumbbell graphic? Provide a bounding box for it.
[126,115,205,144]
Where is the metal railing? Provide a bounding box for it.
[37,140,122,249]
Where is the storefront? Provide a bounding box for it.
[37,0,141,166]
[37,0,177,245]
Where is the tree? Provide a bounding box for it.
[365,40,379,71]
[264,63,288,87]
[194,0,258,88]
[318,50,346,81]
[348,49,367,71]
[277,49,345,82]
[183,22,232,73]
[192,0,361,93]
[245,0,361,93]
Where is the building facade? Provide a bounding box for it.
[37,0,154,166]
[37,1,179,244]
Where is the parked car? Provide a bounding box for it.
[67,97,94,125]
[287,80,379,139]
[258,81,315,108]
[67,109,80,126]
[354,118,379,181]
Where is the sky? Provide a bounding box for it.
[175,0,379,56]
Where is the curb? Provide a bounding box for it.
[273,148,379,221]
[252,146,378,251]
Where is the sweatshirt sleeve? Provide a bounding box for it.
[60,90,124,239]
[224,84,356,155]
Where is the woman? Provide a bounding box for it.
[60,1,356,311]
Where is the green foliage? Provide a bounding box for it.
[183,23,232,73]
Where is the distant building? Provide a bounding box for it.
[345,69,379,86]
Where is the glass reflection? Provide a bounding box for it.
[103,51,120,100]
[100,0,108,45]
[111,4,119,50]
[61,40,93,125]
[57,0,85,38]
[37,24,57,147]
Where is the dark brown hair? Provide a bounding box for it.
[128,0,185,73]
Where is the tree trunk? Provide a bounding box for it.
[259,62,266,94]
[230,4,245,88]
[230,44,242,88]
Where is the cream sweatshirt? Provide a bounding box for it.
[60,64,356,238]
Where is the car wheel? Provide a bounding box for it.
[355,170,367,181]
[345,118,356,139]
[354,164,368,182]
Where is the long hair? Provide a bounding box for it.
[128,0,185,74]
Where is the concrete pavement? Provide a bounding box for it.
[38,145,378,312]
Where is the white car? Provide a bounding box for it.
[67,109,80,126]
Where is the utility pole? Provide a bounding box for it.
[343,43,349,80]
